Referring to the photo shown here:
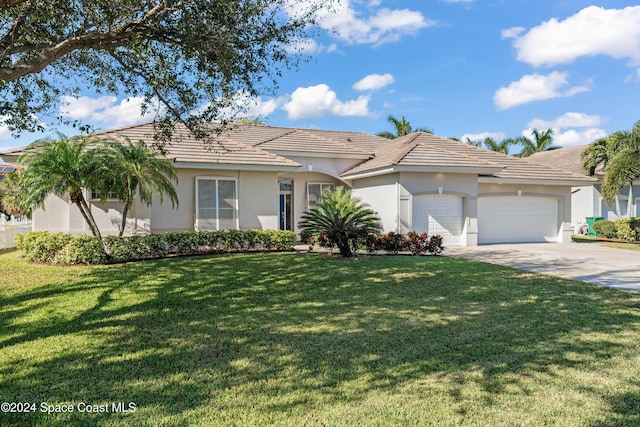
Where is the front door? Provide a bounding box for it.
[279,180,293,231]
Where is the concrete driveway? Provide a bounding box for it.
[445,242,640,292]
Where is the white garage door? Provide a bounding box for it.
[478,196,558,244]
[412,195,463,246]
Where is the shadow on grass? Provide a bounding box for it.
[1,253,639,425]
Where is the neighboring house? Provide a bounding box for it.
[1,122,595,246]
[529,146,640,228]
[0,164,16,180]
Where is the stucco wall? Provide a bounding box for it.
[32,168,282,235]
[150,168,281,233]
[351,174,399,233]
[571,185,596,226]
[33,193,71,233]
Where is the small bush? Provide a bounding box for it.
[53,235,108,264]
[592,220,617,239]
[16,231,72,263]
[103,234,168,263]
[349,231,444,256]
[614,218,640,242]
[165,231,200,255]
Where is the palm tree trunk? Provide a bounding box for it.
[77,198,103,240]
[615,195,621,218]
[119,198,132,237]
[629,182,634,218]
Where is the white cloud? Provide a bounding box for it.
[527,112,603,130]
[551,128,607,147]
[246,96,285,117]
[292,0,433,46]
[507,5,640,67]
[59,96,155,127]
[460,131,506,142]
[494,71,590,110]
[352,73,395,91]
[522,113,607,147]
[501,26,525,39]
[283,84,370,120]
[0,124,12,140]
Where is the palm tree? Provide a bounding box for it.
[590,120,640,217]
[104,139,179,237]
[518,128,559,157]
[481,137,517,154]
[298,186,381,257]
[18,134,112,238]
[0,170,30,218]
[377,115,432,139]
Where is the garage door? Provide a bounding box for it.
[478,196,558,244]
[412,195,463,246]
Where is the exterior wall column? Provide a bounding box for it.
[465,196,478,246]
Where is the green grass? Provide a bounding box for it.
[572,235,640,251]
[1,249,640,426]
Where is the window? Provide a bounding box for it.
[307,183,334,209]
[196,177,238,230]
[89,189,120,201]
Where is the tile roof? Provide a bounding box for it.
[0,123,598,184]
[342,133,503,175]
[527,145,596,176]
[343,132,596,183]
[218,124,382,156]
[95,122,302,168]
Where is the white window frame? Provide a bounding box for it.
[88,189,120,201]
[307,182,335,209]
[195,177,239,231]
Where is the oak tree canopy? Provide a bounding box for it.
[0,0,327,140]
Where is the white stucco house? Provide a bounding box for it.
[1,122,596,246]
[528,145,640,230]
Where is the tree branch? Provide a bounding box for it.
[0,0,29,12]
[0,2,169,82]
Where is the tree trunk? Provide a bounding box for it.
[119,198,132,237]
[628,182,634,218]
[78,198,103,240]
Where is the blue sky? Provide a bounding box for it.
[2,0,640,156]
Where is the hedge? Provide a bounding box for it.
[15,229,297,265]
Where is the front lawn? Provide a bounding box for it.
[573,235,640,251]
[1,250,639,426]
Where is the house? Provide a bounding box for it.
[0,164,16,180]
[0,122,595,246]
[528,146,640,227]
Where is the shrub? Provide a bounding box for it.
[262,229,296,251]
[592,219,617,239]
[165,231,201,255]
[378,231,405,254]
[16,231,72,263]
[359,231,444,255]
[614,218,640,242]
[17,229,297,265]
[53,235,108,264]
[298,187,381,257]
[103,234,168,263]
